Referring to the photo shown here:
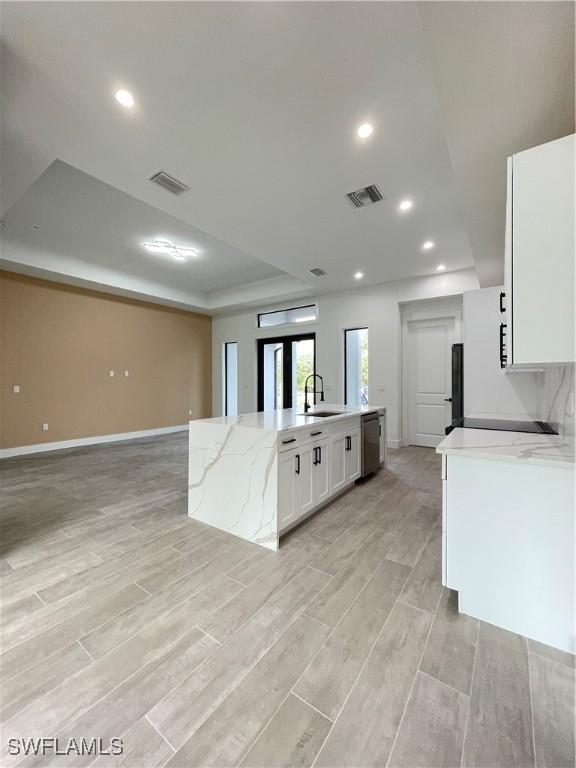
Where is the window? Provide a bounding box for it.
[223,342,238,416]
[344,328,369,406]
[258,304,317,329]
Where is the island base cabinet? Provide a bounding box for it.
[330,425,361,497]
[278,437,331,533]
[444,454,575,654]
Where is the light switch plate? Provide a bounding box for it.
[12,385,20,394]
[109,370,115,377]
[124,370,129,377]
[42,423,49,431]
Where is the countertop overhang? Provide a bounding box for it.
[436,427,574,469]
[189,404,386,433]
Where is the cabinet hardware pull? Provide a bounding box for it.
[295,454,300,475]
[499,322,508,369]
[282,438,296,444]
[345,436,351,451]
[379,425,382,436]
[313,446,319,465]
[311,431,322,436]
[499,291,506,313]
[318,446,322,464]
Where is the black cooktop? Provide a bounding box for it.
[448,418,558,435]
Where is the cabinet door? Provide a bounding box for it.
[345,428,361,482]
[512,134,574,365]
[379,415,386,465]
[278,448,297,529]
[314,437,331,507]
[330,432,347,495]
[295,442,316,518]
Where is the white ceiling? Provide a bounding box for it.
[1,160,288,311]
[1,2,573,312]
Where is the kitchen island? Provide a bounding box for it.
[188,405,386,550]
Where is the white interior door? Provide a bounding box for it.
[407,318,455,447]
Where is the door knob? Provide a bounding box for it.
[444,397,452,402]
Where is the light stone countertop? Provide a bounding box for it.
[436,427,575,469]
[189,404,385,433]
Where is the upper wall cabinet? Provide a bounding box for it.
[503,134,575,369]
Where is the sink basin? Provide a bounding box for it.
[301,411,343,418]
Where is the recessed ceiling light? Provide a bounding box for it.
[357,123,373,139]
[398,199,413,212]
[422,240,435,251]
[142,239,198,262]
[115,89,135,108]
[354,271,364,280]
[436,264,446,271]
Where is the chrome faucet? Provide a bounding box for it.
[304,374,325,413]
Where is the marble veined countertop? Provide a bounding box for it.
[189,404,385,433]
[437,427,575,469]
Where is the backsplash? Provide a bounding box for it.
[540,365,575,439]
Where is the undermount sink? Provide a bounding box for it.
[301,411,343,418]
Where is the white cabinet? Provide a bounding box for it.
[279,436,331,531]
[295,442,316,518]
[330,432,347,496]
[330,423,361,495]
[278,449,298,529]
[504,134,574,368]
[379,414,386,465]
[442,452,574,654]
[345,427,361,482]
[314,437,331,507]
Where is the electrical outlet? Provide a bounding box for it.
[42,423,49,432]
[12,385,20,394]
[188,409,192,416]
[124,370,129,377]
[109,370,115,377]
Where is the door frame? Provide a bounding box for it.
[400,298,463,447]
[257,333,316,412]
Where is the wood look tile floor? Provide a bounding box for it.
[1,434,574,768]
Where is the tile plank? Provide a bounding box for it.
[420,588,478,694]
[165,616,330,767]
[462,623,534,768]
[240,693,331,768]
[315,601,432,768]
[295,559,410,719]
[388,671,468,767]
[529,652,575,768]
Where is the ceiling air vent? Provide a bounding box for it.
[346,184,383,209]
[148,170,190,196]
[309,267,327,277]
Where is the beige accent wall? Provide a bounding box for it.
[0,272,212,448]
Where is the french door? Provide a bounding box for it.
[257,334,315,411]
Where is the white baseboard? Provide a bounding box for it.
[387,439,401,449]
[0,424,188,459]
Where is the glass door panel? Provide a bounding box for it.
[258,334,315,411]
[292,337,315,409]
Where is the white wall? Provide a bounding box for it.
[540,365,575,439]
[463,286,541,419]
[212,268,479,447]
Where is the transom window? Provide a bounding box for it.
[257,304,318,329]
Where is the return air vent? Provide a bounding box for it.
[148,170,190,196]
[346,184,383,209]
[309,267,327,277]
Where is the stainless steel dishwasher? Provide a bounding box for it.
[361,411,380,477]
